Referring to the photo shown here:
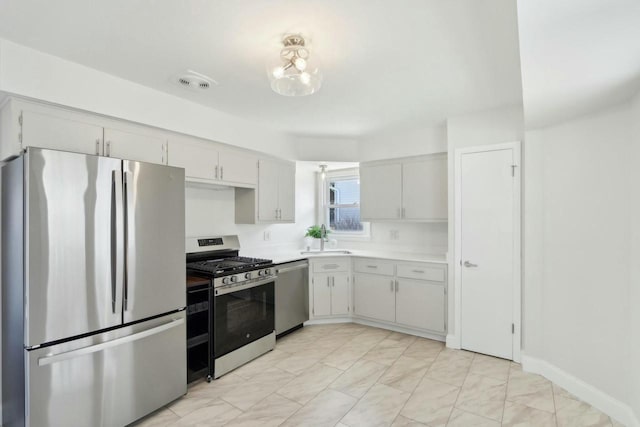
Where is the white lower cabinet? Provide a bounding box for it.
[395,278,445,332]
[310,258,351,318]
[353,273,395,323]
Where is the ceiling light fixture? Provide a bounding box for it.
[267,34,322,96]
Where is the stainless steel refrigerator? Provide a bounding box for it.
[2,147,187,427]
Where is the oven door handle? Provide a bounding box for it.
[214,276,277,296]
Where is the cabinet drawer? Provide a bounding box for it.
[353,258,394,276]
[397,264,446,282]
[312,258,349,273]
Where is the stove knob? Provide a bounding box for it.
[230,275,238,283]
[264,268,271,276]
[245,272,252,279]
[222,277,230,285]
[257,270,264,277]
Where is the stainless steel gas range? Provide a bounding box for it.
[186,236,276,379]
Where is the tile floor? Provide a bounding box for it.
[134,323,622,427]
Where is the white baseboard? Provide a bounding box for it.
[304,318,352,326]
[446,334,460,349]
[304,317,446,342]
[522,354,639,427]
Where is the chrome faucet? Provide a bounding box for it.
[320,224,327,251]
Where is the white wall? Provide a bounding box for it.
[295,136,360,162]
[358,123,447,162]
[445,105,525,336]
[523,102,634,415]
[630,91,640,421]
[0,39,296,159]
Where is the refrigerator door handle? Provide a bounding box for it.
[37,317,185,367]
[111,171,124,314]
[123,170,132,311]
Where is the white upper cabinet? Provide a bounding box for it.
[402,156,447,220]
[360,154,447,222]
[168,136,218,180]
[218,149,257,186]
[277,163,296,221]
[360,163,403,220]
[21,110,103,156]
[104,127,166,164]
[257,158,280,221]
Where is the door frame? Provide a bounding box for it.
[453,141,521,362]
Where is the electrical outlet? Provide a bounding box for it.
[263,230,271,241]
[390,230,399,240]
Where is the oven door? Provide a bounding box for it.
[213,277,275,358]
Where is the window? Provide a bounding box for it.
[324,169,368,235]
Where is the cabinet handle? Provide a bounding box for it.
[366,265,378,269]
[332,277,335,287]
[390,280,394,291]
[214,165,219,179]
[95,139,101,155]
[106,140,111,157]
[220,166,224,180]
[412,269,425,273]
[327,277,330,288]
[323,264,339,269]
[395,280,399,292]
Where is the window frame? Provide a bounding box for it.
[323,168,370,238]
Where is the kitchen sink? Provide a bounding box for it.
[300,250,352,255]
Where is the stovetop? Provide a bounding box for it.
[187,256,272,276]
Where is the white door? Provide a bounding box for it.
[278,163,296,222]
[402,156,448,220]
[168,137,218,181]
[330,273,350,316]
[312,274,332,317]
[258,159,279,221]
[218,149,257,185]
[353,273,396,322]
[104,127,166,164]
[22,110,103,155]
[360,163,402,220]
[458,144,520,360]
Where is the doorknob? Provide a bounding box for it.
[463,261,478,268]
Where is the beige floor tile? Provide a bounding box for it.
[468,353,511,381]
[186,373,246,401]
[454,373,506,421]
[132,407,180,427]
[169,399,242,426]
[275,351,323,375]
[446,408,500,426]
[277,362,343,404]
[281,389,358,427]
[362,340,408,366]
[502,401,557,427]
[506,370,555,413]
[232,349,291,380]
[390,415,428,426]
[224,394,301,427]
[426,354,472,387]
[341,383,411,427]
[400,377,459,426]
[330,359,389,398]
[377,355,430,393]
[219,367,295,411]
[167,395,214,418]
[402,338,444,361]
[555,394,613,427]
[322,343,371,370]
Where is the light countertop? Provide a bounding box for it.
[240,248,448,265]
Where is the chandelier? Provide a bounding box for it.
[267,34,323,96]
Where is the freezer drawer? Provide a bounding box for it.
[25,312,186,427]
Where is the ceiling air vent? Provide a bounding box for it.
[174,70,217,91]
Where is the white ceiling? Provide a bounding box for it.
[518,0,640,128]
[0,0,523,136]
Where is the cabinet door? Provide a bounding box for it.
[360,163,402,220]
[218,149,257,186]
[396,279,445,332]
[402,156,447,220]
[257,159,279,221]
[353,273,395,322]
[330,273,350,316]
[168,137,218,181]
[104,127,166,164]
[22,110,103,155]
[312,274,332,317]
[278,163,296,221]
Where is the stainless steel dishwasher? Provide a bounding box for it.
[275,260,309,337]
